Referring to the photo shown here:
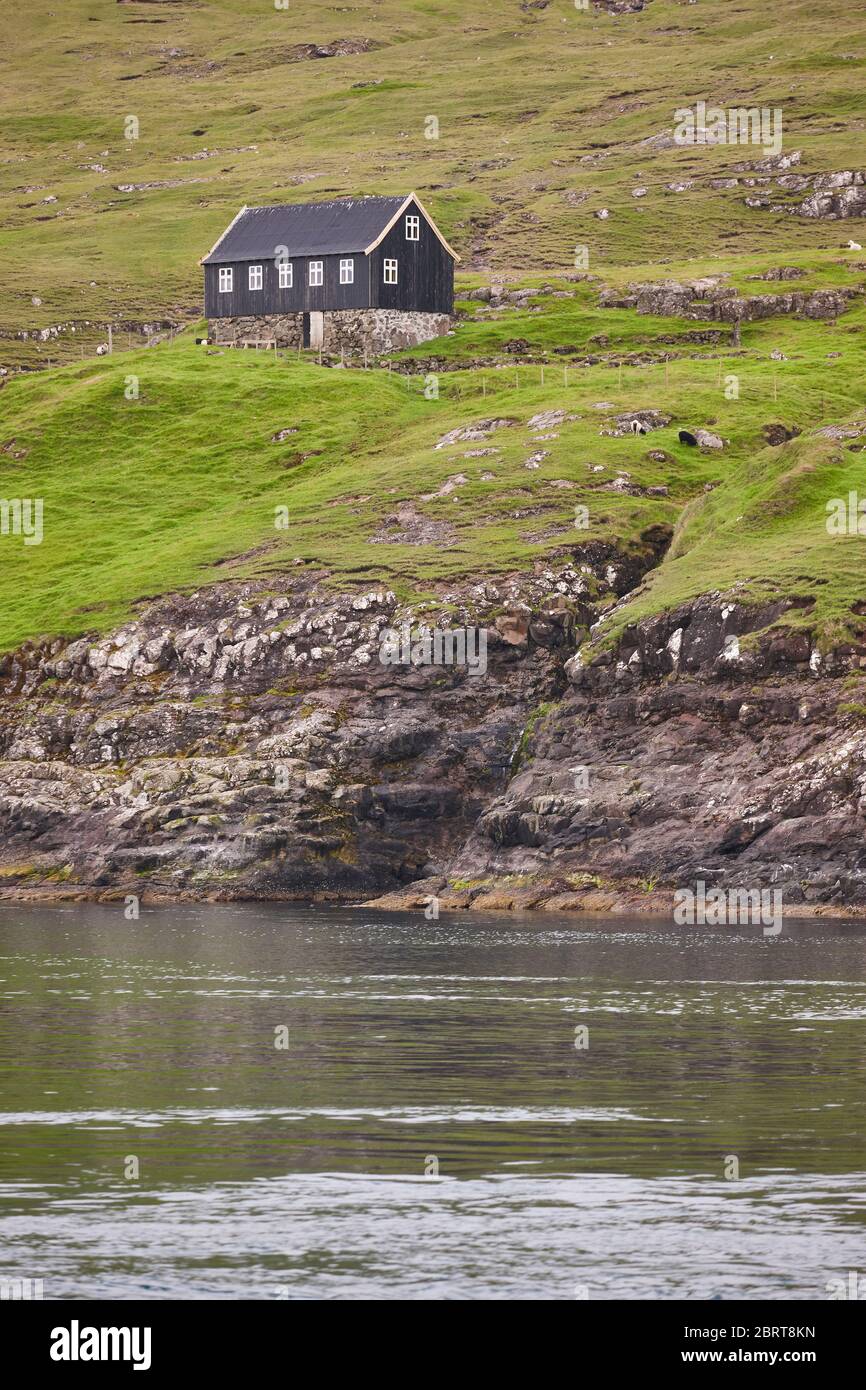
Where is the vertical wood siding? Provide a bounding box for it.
[369,199,454,314]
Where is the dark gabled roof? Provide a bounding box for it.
[201,193,460,264]
[202,196,405,264]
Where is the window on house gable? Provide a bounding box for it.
[278,261,293,289]
[248,264,263,291]
[384,259,398,284]
[218,267,233,293]
[405,215,420,241]
[340,259,354,284]
[309,261,323,286]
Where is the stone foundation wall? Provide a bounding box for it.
[322,309,452,355]
[209,310,451,355]
[210,314,303,349]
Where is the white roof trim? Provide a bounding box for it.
[199,205,248,266]
[363,192,460,261]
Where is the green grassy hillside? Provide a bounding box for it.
[1,0,865,366]
[2,245,865,652]
[2,0,866,658]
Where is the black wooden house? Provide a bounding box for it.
[201,193,458,352]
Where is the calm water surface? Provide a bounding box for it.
[0,904,864,1299]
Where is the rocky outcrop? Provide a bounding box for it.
[733,167,866,219]
[656,154,866,221]
[4,549,866,914]
[796,172,866,220]
[374,593,866,916]
[463,282,581,309]
[746,267,806,282]
[433,593,866,910]
[0,558,615,902]
[591,0,651,12]
[284,39,380,61]
[600,409,671,437]
[599,278,857,323]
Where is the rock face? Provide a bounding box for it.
[0,562,603,901]
[599,279,857,323]
[4,551,866,913]
[797,172,866,220]
[657,156,866,222]
[444,593,866,914]
[737,167,866,218]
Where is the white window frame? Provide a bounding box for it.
[248,264,263,291]
[405,215,420,241]
[309,260,323,287]
[278,261,293,289]
[383,258,398,285]
[218,267,233,293]
[339,258,354,284]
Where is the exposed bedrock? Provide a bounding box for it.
[0,560,599,900]
[453,596,866,912]
[599,279,858,323]
[2,561,866,913]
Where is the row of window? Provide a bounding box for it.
[218,258,399,293]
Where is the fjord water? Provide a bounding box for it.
[0,905,864,1301]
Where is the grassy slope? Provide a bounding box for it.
[624,432,866,651]
[2,255,865,651]
[1,0,866,655]
[0,0,865,364]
